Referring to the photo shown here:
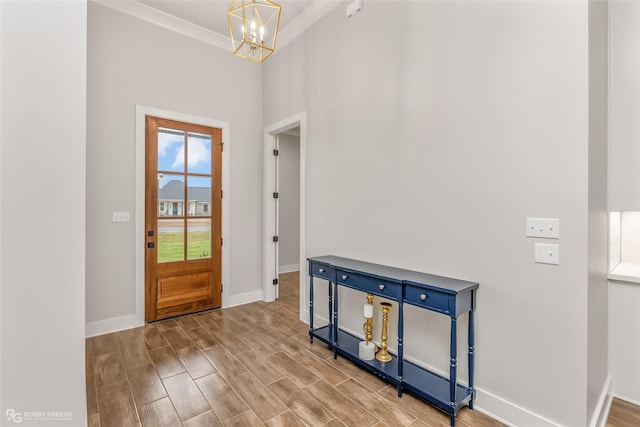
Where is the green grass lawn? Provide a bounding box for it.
[158,231,211,263]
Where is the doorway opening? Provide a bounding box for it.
[275,129,300,301]
[134,105,230,330]
[263,112,307,322]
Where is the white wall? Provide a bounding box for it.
[608,0,640,408]
[86,3,264,326]
[587,0,609,422]
[278,133,300,272]
[609,0,640,212]
[0,1,87,424]
[264,2,600,426]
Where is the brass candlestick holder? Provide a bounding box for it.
[376,302,393,362]
[363,294,375,346]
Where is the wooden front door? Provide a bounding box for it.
[145,116,222,321]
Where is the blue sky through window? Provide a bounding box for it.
[158,128,212,175]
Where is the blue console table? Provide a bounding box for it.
[307,255,478,426]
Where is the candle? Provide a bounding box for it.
[359,340,375,361]
[364,303,373,318]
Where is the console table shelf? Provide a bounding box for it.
[312,325,400,384]
[308,255,478,427]
[403,361,473,414]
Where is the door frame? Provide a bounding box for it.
[263,112,307,321]
[135,105,230,326]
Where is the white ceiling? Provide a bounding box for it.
[137,0,317,38]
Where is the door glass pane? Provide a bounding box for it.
[187,132,212,174]
[158,127,185,172]
[187,218,211,260]
[158,219,184,263]
[158,174,184,217]
[187,176,211,217]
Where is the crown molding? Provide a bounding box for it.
[93,0,230,51]
[93,0,342,54]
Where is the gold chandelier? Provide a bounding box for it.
[227,0,282,63]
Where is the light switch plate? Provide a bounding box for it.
[113,211,130,223]
[526,218,560,239]
[535,243,559,265]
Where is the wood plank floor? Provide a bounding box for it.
[607,398,640,427]
[86,272,639,427]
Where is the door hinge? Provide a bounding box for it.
[273,278,279,285]
[221,284,223,292]
[272,235,279,243]
[221,237,223,246]
[221,190,223,198]
[221,143,224,152]
[273,149,279,156]
[273,192,279,199]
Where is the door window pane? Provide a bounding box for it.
[187,176,211,217]
[187,218,211,260]
[158,219,184,263]
[158,174,184,217]
[187,132,212,174]
[157,127,185,172]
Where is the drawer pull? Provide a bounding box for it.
[379,284,386,291]
[319,268,325,273]
[342,274,348,280]
[420,294,427,301]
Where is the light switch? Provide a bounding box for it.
[535,243,559,265]
[526,218,560,239]
[112,211,130,223]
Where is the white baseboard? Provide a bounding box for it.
[224,290,262,308]
[590,376,613,427]
[474,387,563,427]
[86,290,262,338]
[279,264,299,274]
[86,313,143,338]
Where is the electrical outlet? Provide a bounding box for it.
[534,243,559,265]
[113,211,130,223]
[526,218,560,239]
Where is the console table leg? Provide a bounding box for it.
[468,308,475,409]
[397,300,404,397]
[309,276,314,343]
[449,317,457,414]
[333,281,338,359]
[328,278,333,344]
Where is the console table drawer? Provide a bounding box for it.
[336,270,400,300]
[310,262,333,280]
[404,285,450,314]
